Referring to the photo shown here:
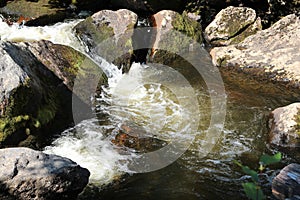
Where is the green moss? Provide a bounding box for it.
[59,45,86,78]
[35,89,59,127]
[0,115,30,142]
[76,17,114,47]
[172,11,202,43]
[294,110,300,135]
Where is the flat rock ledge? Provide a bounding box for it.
[0,147,90,200]
[210,14,300,89]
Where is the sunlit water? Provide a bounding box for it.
[1,18,299,199]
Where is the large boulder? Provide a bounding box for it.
[0,40,106,148]
[26,40,107,93]
[272,163,300,200]
[148,10,203,64]
[204,6,262,46]
[210,14,300,89]
[0,41,66,147]
[74,9,137,72]
[269,103,300,147]
[0,147,90,200]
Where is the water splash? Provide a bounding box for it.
[0,18,85,51]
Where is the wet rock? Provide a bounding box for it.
[204,6,262,46]
[0,40,99,147]
[0,147,90,200]
[272,163,300,200]
[210,14,300,89]
[112,123,167,153]
[269,103,300,147]
[26,40,106,92]
[149,10,203,65]
[74,9,137,72]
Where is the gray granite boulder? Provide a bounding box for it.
[74,9,137,71]
[269,103,300,147]
[0,147,90,200]
[0,40,105,147]
[210,14,300,89]
[204,6,262,46]
[148,10,202,64]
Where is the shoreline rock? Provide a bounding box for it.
[210,14,300,89]
[74,9,137,72]
[204,6,262,46]
[272,163,300,200]
[269,103,300,147]
[0,147,90,200]
[0,40,107,148]
[148,10,203,64]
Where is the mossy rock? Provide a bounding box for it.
[150,11,203,65]
[0,41,107,148]
[74,9,137,72]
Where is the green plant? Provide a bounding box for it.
[235,152,282,200]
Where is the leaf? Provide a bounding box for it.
[234,160,259,182]
[242,182,265,200]
[259,153,282,166]
[241,165,259,182]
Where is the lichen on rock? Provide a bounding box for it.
[210,14,300,89]
[269,102,300,148]
[204,6,262,46]
[149,10,203,64]
[74,9,138,72]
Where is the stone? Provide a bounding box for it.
[272,163,300,200]
[210,14,300,89]
[0,40,104,147]
[148,10,203,64]
[0,147,90,200]
[74,9,137,71]
[269,103,300,147]
[0,41,62,147]
[204,6,262,46]
[112,123,167,153]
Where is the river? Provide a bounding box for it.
[1,18,299,199]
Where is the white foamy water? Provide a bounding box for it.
[46,61,199,184]
[0,17,200,185]
[44,119,133,184]
[0,17,85,52]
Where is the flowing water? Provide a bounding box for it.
[1,18,299,199]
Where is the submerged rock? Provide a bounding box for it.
[272,163,300,200]
[149,10,202,64]
[112,123,167,153]
[269,103,300,147]
[210,14,300,89]
[74,9,137,72]
[204,6,262,46]
[0,147,90,200]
